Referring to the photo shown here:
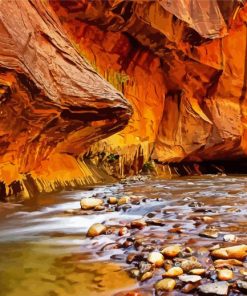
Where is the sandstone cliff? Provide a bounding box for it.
[0,0,246,198]
[51,0,247,173]
[0,0,131,198]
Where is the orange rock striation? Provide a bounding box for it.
[51,0,247,167]
[0,0,247,197]
[0,0,131,198]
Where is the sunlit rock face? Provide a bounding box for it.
[51,0,247,166]
[0,0,131,196]
[0,0,246,197]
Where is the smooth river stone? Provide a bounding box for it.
[80,198,103,210]
[198,281,229,295]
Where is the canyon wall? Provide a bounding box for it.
[0,0,246,198]
[0,0,131,198]
[51,0,247,173]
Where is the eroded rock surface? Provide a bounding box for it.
[51,0,247,169]
[0,0,131,197]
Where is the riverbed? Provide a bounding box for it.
[0,175,246,296]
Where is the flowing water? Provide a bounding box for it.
[0,176,247,296]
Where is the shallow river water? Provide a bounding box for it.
[0,176,247,296]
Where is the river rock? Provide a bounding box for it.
[129,269,140,278]
[131,219,147,229]
[202,216,214,223]
[164,259,173,271]
[163,267,183,277]
[237,280,247,292]
[223,234,236,242]
[94,205,105,211]
[161,244,181,257]
[240,269,247,276]
[180,259,202,272]
[86,223,106,237]
[211,245,247,260]
[155,278,176,291]
[189,269,206,275]
[147,252,164,267]
[80,198,103,210]
[214,259,243,268]
[140,271,153,281]
[146,218,165,226]
[217,269,233,281]
[118,196,130,206]
[200,229,219,239]
[107,196,118,204]
[139,261,152,274]
[179,275,201,283]
[118,226,128,236]
[182,282,200,293]
[198,281,229,295]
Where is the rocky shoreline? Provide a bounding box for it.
[71,176,247,295]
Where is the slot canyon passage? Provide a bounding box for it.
[0,0,247,295]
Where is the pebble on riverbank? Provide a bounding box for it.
[86,223,106,237]
[147,252,164,267]
[155,278,176,291]
[217,269,234,281]
[161,244,181,257]
[80,198,103,210]
[211,245,247,260]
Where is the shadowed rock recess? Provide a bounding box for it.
[0,0,247,197]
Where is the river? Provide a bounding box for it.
[0,175,246,296]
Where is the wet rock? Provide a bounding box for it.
[209,244,221,251]
[163,267,183,278]
[178,274,201,283]
[147,252,164,267]
[237,280,247,292]
[185,247,194,254]
[86,223,106,237]
[94,205,105,211]
[129,269,140,278]
[110,254,126,261]
[211,245,247,260]
[189,269,206,275]
[80,198,103,210]
[180,259,202,272]
[140,271,153,282]
[146,219,165,226]
[146,212,156,218]
[139,261,152,274]
[107,196,118,204]
[131,219,147,229]
[168,227,183,233]
[118,226,128,236]
[130,196,142,205]
[217,269,233,281]
[202,216,214,223]
[127,253,141,264]
[189,201,205,208]
[240,269,247,276]
[214,259,243,268]
[155,278,176,292]
[133,239,144,249]
[161,244,181,258]
[199,229,219,239]
[198,281,229,295]
[164,259,174,271]
[118,196,130,206]
[182,282,200,293]
[223,234,236,242]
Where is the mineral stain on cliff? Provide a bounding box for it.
[0,0,246,198]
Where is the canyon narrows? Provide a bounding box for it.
[0,1,247,296]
